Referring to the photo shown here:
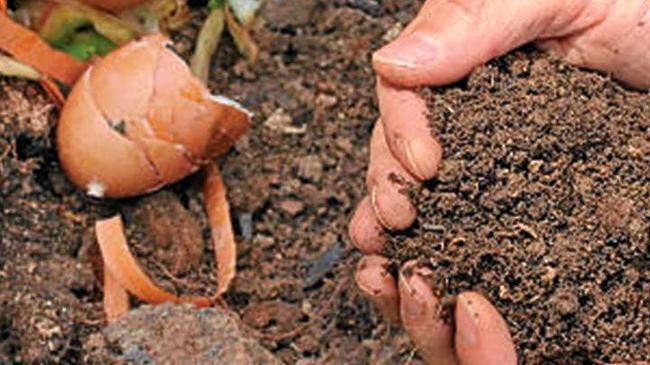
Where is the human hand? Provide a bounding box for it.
[350,0,650,363]
[356,256,516,365]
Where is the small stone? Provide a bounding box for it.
[528,159,544,173]
[279,200,304,217]
[297,155,323,182]
[264,108,292,130]
[264,108,306,134]
[382,22,403,43]
[315,93,337,109]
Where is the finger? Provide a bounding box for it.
[349,196,386,255]
[372,0,609,87]
[399,262,458,365]
[455,292,517,365]
[367,121,417,231]
[377,78,442,181]
[355,255,400,323]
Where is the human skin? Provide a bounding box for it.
[349,1,650,364]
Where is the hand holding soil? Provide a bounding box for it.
[350,1,650,364]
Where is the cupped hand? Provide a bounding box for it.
[350,0,650,363]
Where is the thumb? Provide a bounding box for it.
[372,0,606,87]
[454,292,517,365]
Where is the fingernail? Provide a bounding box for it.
[399,275,424,322]
[404,138,440,181]
[370,186,394,230]
[374,34,436,69]
[457,297,479,347]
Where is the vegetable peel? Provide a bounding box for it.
[225,7,258,66]
[190,6,225,83]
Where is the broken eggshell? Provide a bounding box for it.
[81,0,148,13]
[57,34,250,198]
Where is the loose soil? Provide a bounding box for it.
[387,50,650,364]
[1,1,424,364]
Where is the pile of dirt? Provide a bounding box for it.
[387,50,650,364]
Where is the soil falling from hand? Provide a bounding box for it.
[386,50,650,364]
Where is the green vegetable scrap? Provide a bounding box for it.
[37,2,137,61]
[57,30,116,61]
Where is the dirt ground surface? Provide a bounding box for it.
[387,51,650,364]
[1,1,424,364]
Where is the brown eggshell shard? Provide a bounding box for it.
[152,45,216,158]
[205,95,251,158]
[122,116,156,141]
[203,164,236,297]
[152,46,251,161]
[89,34,161,123]
[81,0,147,13]
[57,71,161,198]
[139,138,199,185]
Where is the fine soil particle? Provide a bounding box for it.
[386,50,650,364]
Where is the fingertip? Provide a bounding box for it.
[403,135,443,181]
[356,255,400,323]
[455,292,517,365]
[376,80,442,181]
[398,262,436,325]
[372,33,438,88]
[371,183,416,231]
[398,263,458,365]
[349,196,386,254]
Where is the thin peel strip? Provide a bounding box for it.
[203,163,236,297]
[190,7,225,84]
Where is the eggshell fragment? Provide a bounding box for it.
[89,37,159,122]
[81,0,147,13]
[57,34,251,198]
[57,71,161,198]
[203,164,236,297]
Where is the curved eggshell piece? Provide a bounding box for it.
[151,46,215,159]
[81,0,148,12]
[138,138,198,185]
[57,34,251,198]
[204,95,252,158]
[57,71,161,198]
[89,34,161,123]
